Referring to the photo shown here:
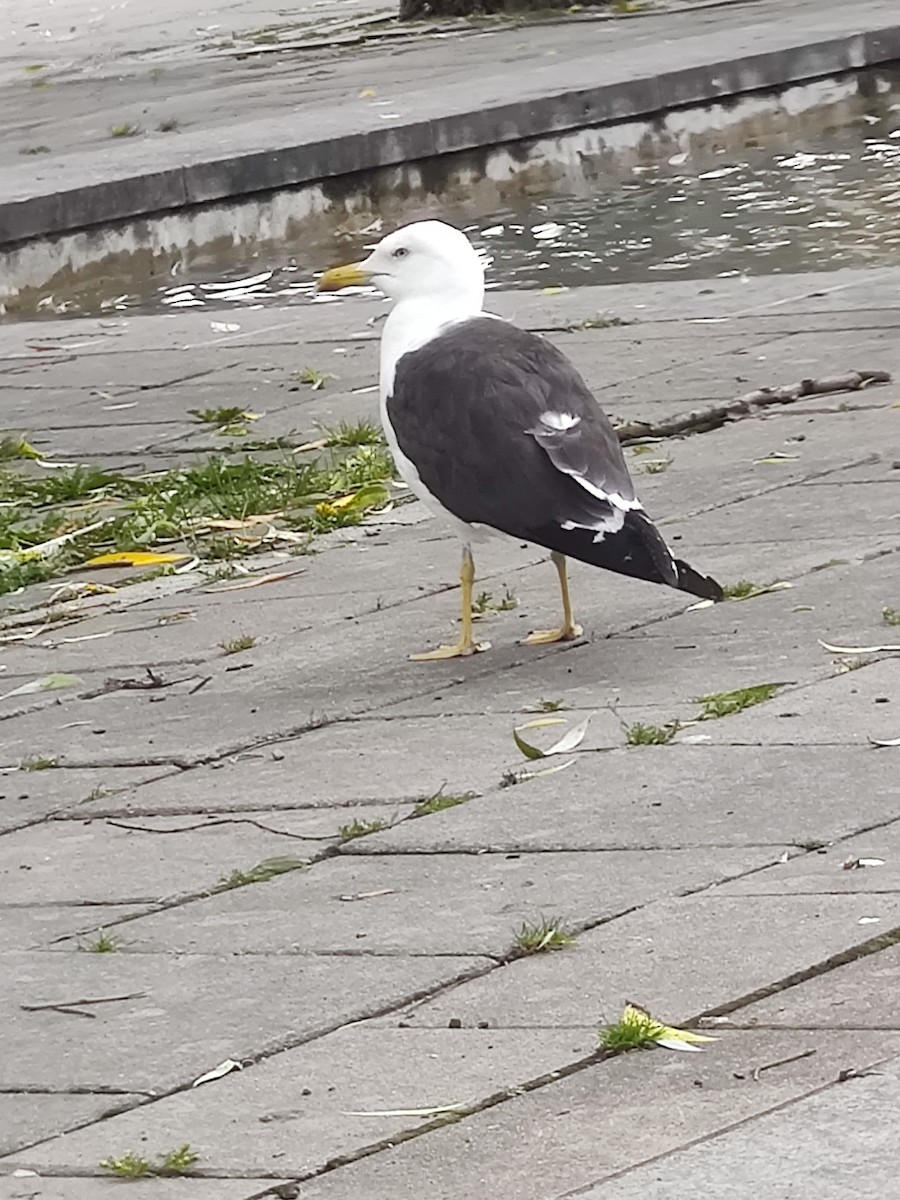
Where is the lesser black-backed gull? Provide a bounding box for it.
[318,220,723,660]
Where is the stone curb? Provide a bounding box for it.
[1,21,898,248]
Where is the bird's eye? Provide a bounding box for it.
[392,247,409,259]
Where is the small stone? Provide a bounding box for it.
[448,1017,462,1029]
[477,1020,490,1029]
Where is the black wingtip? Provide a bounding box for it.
[674,559,725,602]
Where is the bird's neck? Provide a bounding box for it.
[379,293,483,396]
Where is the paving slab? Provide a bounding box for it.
[691,657,898,747]
[576,1050,900,1200]
[0,814,338,906]
[0,905,147,954]
[102,846,782,958]
[0,1094,142,1158]
[0,766,177,833]
[0,1181,284,1200]
[390,892,900,1029]
[292,1030,900,1200]
[1,952,491,1092]
[350,745,900,854]
[716,820,900,896]
[3,1024,596,1178]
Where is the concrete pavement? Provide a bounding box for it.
[1,268,899,1195]
[2,0,900,244]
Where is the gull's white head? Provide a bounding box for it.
[317,220,485,310]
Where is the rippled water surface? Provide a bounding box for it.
[6,68,900,319]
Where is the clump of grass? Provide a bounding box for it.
[883,607,900,627]
[695,683,781,720]
[599,1008,661,1052]
[623,721,679,746]
[157,117,180,132]
[19,144,51,155]
[217,856,306,890]
[577,314,633,329]
[723,580,759,600]
[413,789,474,818]
[833,655,875,674]
[640,457,672,475]
[515,916,575,954]
[79,930,119,953]
[472,586,518,616]
[188,406,257,436]
[110,122,142,138]
[99,1152,152,1178]
[320,419,385,448]
[19,755,57,771]
[99,1144,198,1179]
[338,817,388,841]
[0,434,42,460]
[525,698,569,713]
[294,368,334,391]
[0,557,61,599]
[159,1144,199,1175]
[220,634,255,654]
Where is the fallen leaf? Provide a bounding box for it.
[85,551,190,568]
[517,758,577,783]
[858,916,881,925]
[339,889,396,902]
[869,735,900,748]
[293,438,329,454]
[210,321,241,333]
[192,1059,243,1087]
[686,598,715,611]
[343,1103,467,1118]
[204,568,305,593]
[1,672,82,700]
[819,640,900,654]
[513,717,566,760]
[624,1002,718,1052]
[513,715,591,759]
[541,286,568,296]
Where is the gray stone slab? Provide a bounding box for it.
[691,657,899,747]
[738,942,900,1029]
[352,745,900,854]
[0,1181,283,1200]
[0,906,146,954]
[112,846,786,958]
[0,952,490,1092]
[576,1051,900,1200]
[290,1031,900,1200]
[0,766,178,833]
[717,820,900,897]
[0,1093,142,1158]
[3,1025,610,1178]
[392,893,900,1029]
[0,813,340,906]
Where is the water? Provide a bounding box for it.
[3,67,900,319]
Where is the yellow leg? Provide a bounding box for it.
[522,552,584,645]
[410,546,491,661]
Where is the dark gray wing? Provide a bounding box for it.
[386,316,722,600]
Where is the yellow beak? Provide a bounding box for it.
[315,262,372,292]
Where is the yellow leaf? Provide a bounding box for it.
[359,88,377,98]
[541,286,568,296]
[85,551,190,568]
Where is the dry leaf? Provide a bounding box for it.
[343,1102,467,1118]
[192,1058,243,1087]
[204,568,305,593]
[819,640,900,654]
[210,321,241,333]
[85,551,190,568]
[869,735,900,748]
[1,672,82,700]
[513,715,591,759]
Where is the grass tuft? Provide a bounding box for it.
[723,580,759,600]
[338,817,388,841]
[220,634,255,655]
[99,1152,152,1178]
[218,856,306,890]
[883,607,900,627]
[80,930,119,953]
[19,755,57,771]
[624,721,679,746]
[514,916,575,954]
[695,683,781,720]
[110,123,142,138]
[412,789,474,818]
[320,419,385,448]
[599,1009,660,1052]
